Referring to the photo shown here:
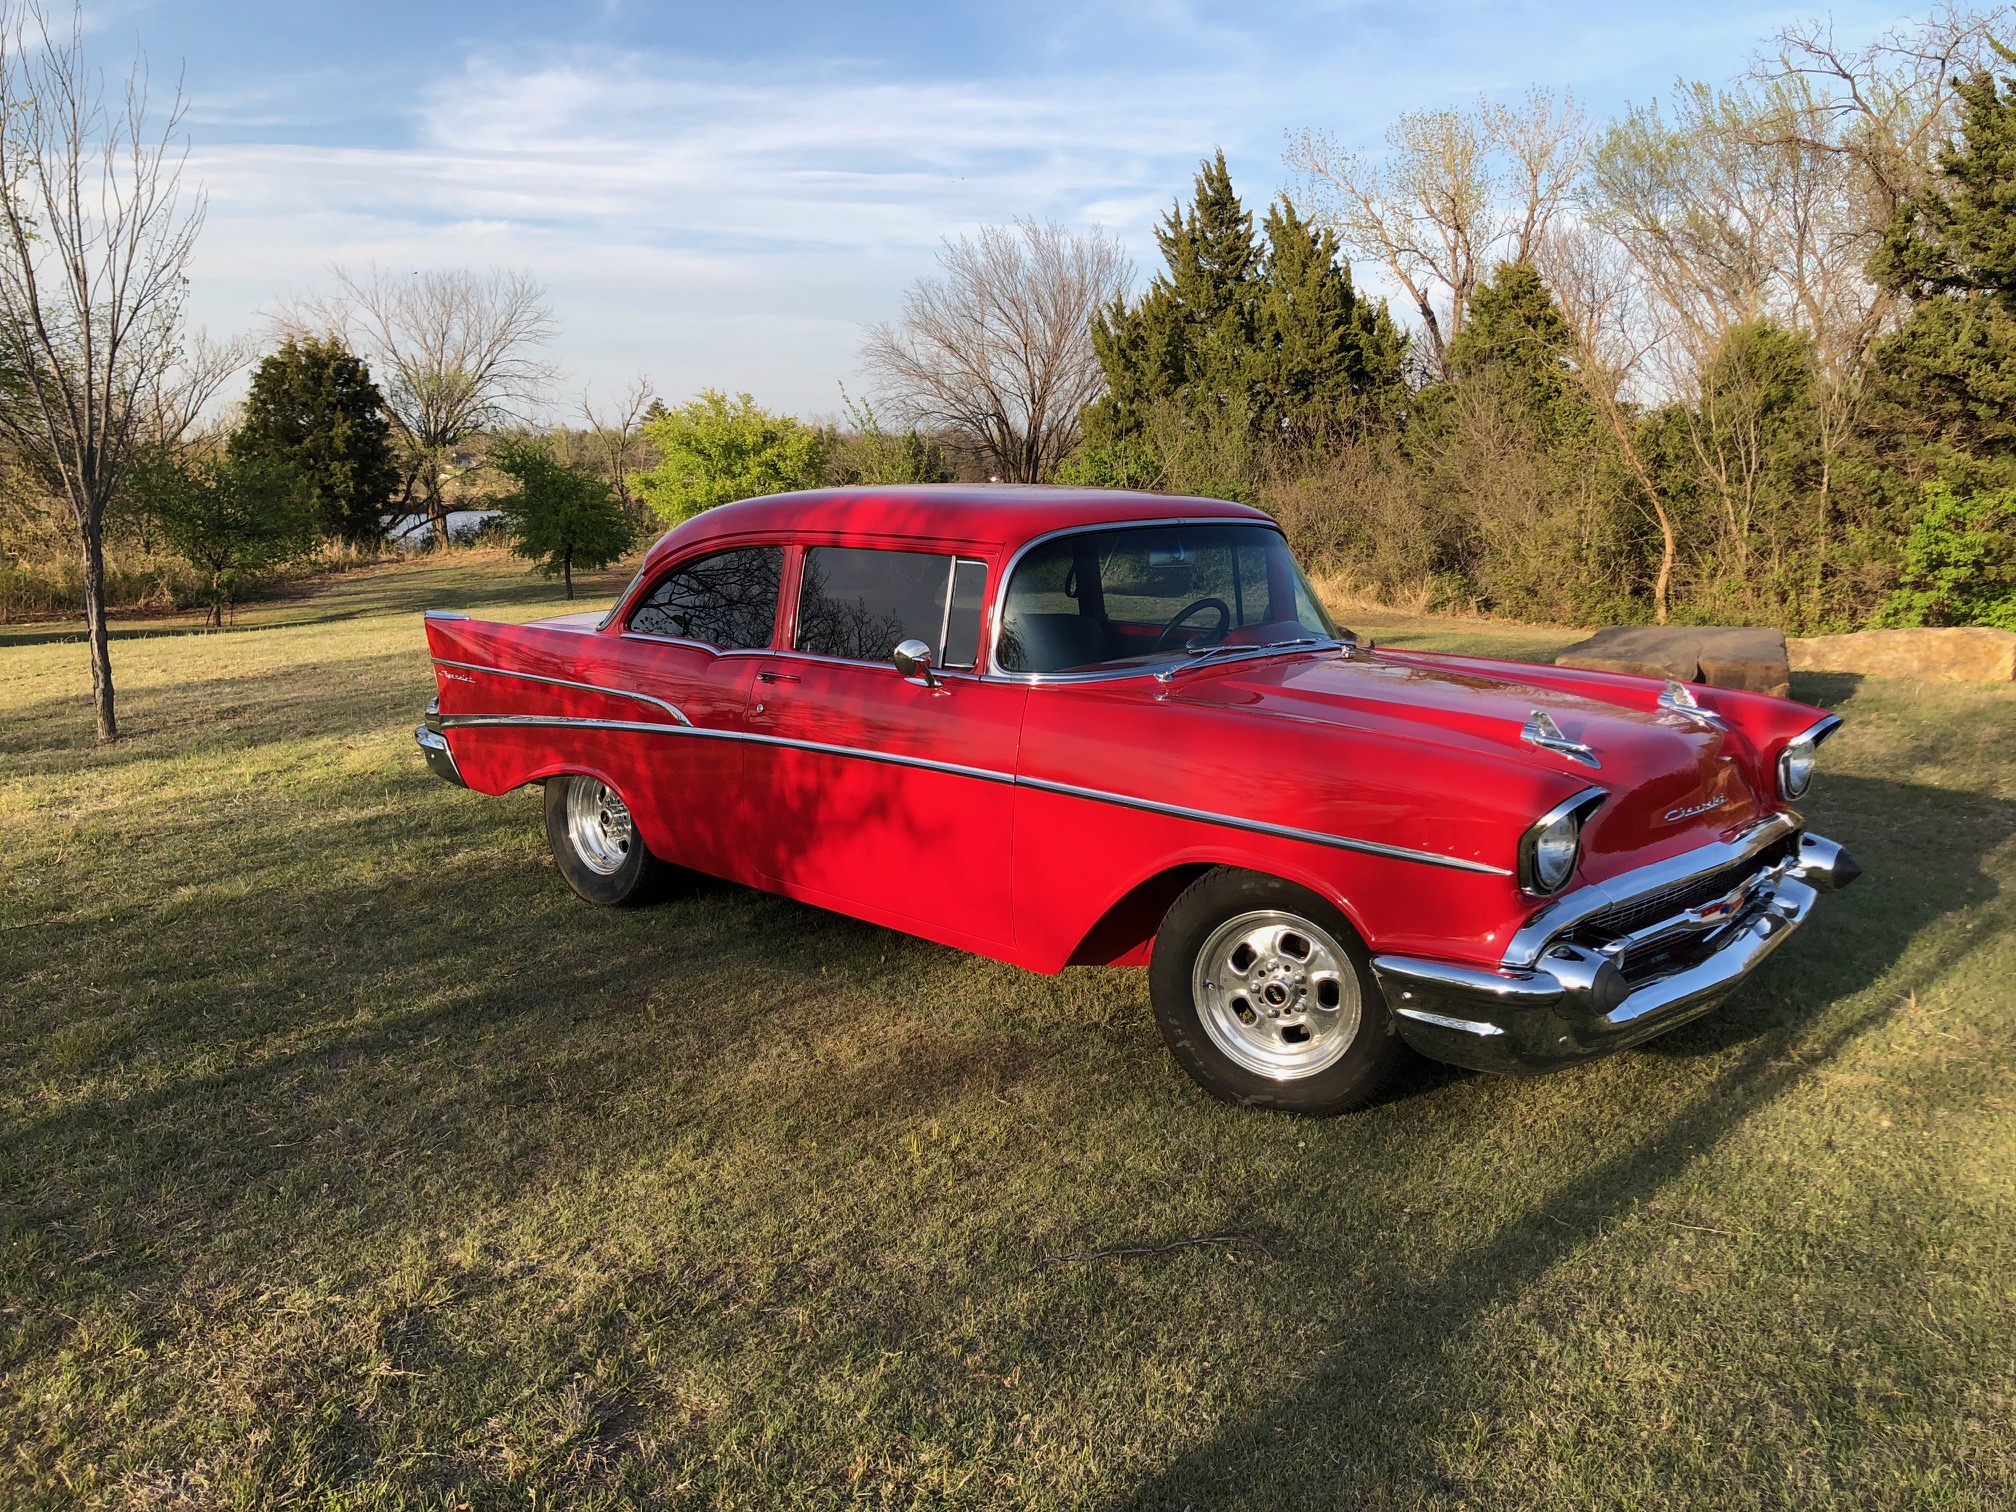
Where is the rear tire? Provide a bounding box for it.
[1149,868,1399,1115]
[543,775,668,907]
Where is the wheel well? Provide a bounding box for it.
[1064,864,1213,967]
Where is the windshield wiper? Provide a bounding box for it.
[1154,637,1338,683]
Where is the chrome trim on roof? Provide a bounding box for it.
[431,708,1509,875]
[1500,811,1801,970]
[431,659,693,725]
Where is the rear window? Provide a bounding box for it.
[628,546,782,650]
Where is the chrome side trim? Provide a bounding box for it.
[431,659,693,725]
[984,515,1289,682]
[434,709,1509,875]
[1500,811,1801,969]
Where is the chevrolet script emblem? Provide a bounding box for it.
[1664,795,1727,823]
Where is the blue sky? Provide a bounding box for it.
[105,0,1914,418]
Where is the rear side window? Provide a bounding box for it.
[795,548,987,667]
[628,546,782,650]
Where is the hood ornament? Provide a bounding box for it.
[1522,709,1601,769]
[1658,678,1726,727]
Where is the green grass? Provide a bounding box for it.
[2,550,2012,1509]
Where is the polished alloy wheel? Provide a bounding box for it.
[564,778,635,875]
[1192,909,1361,1080]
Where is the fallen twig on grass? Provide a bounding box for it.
[1039,1234,1274,1267]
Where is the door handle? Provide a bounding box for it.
[756,670,800,684]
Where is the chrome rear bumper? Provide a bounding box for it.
[1371,828,1858,1074]
[415,699,466,788]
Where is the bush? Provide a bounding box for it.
[1877,482,2016,630]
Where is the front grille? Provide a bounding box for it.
[1571,835,1796,945]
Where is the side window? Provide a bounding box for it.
[941,558,987,669]
[792,547,945,663]
[627,546,782,650]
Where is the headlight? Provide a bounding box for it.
[1778,736,1817,798]
[1532,813,1580,890]
[1776,716,1841,800]
[1520,790,1605,896]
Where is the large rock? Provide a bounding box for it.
[1556,625,1790,698]
[1787,627,2016,683]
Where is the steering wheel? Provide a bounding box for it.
[1155,597,1232,651]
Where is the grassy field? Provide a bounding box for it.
[2,550,2012,1510]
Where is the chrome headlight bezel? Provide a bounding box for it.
[1519,788,1608,897]
[1777,715,1843,800]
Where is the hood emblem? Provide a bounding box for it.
[1665,794,1728,823]
[1659,678,1726,727]
[1521,710,1601,769]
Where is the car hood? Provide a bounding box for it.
[1168,649,1769,862]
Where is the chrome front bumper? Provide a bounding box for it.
[415,699,466,788]
[1371,826,1859,1074]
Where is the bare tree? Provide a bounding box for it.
[580,374,657,512]
[285,266,557,535]
[0,2,204,742]
[860,219,1129,483]
[1288,89,1590,376]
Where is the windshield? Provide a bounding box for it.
[996,523,1337,675]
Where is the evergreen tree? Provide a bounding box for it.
[1866,44,2016,484]
[1075,151,1406,486]
[1436,261,1589,443]
[230,338,399,544]
[492,438,639,599]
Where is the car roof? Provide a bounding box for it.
[642,485,1274,566]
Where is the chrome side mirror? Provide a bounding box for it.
[892,638,941,689]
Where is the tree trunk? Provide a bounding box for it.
[79,514,118,741]
[563,550,574,599]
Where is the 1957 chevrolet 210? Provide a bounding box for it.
[417,486,1860,1115]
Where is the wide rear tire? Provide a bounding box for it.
[1149,868,1400,1115]
[543,775,668,907]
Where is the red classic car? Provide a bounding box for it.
[416,486,1859,1115]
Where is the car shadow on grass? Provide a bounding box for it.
[1099,767,2013,1508]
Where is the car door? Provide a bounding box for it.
[603,543,783,883]
[743,545,1025,950]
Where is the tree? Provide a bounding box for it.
[491,438,638,599]
[288,266,557,537]
[130,451,314,627]
[1878,481,2016,628]
[861,218,1130,482]
[1289,89,1590,377]
[230,338,398,544]
[827,389,953,486]
[1074,155,1408,490]
[632,391,827,525]
[579,375,658,513]
[0,3,204,742]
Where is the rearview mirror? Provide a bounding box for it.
[892,638,941,689]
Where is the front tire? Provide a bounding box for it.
[543,775,667,906]
[1149,868,1399,1115]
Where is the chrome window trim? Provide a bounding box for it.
[433,708,1510,876]
[430,659,693,725]
[1500,811,1801,969]
[1517,786,1609,897]
[985,515,1294,683]
[617,633,774,658]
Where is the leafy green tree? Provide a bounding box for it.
[1878,482,2016,629]
[230,338,399,544]
[130,451,316,627]
[491,438,639,599]
[826,390,953,485]
[633,391,828,524]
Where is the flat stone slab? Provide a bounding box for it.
[1556,625,1790,698]
[1788,627,2016,683]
